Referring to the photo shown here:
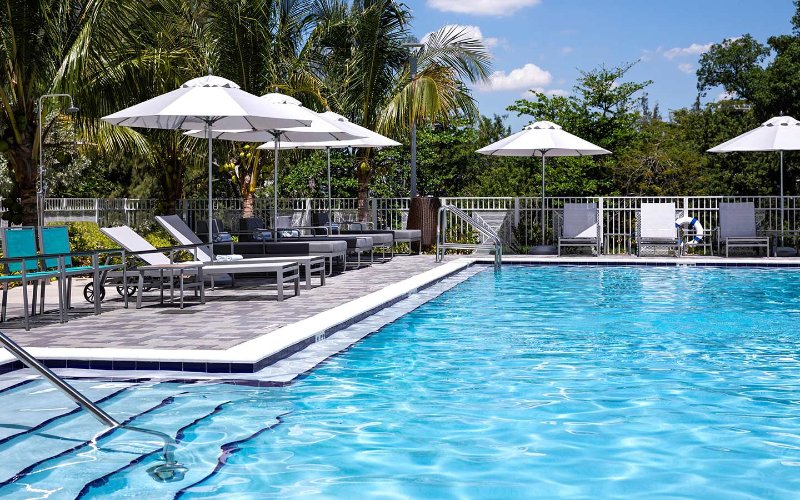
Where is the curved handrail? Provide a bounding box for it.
[437,204,502,269]
[0,330,187,482]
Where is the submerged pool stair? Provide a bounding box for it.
[0,375,287,497]
[0,329,289,496]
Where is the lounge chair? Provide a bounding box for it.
[156,215,325,290]
[316,213,421,255]
[1,227,65,329]
[38,225,124,313]
[199,218,346,275]
[558,203,599,256]
[101,225,300,303]
[304,213,394,262]
[228,217,373,269]
[718,202,770,257]
[636,203,680,256]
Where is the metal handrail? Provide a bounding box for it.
[0,330,187,482]
[437,204,502,269]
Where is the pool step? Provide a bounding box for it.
[0,378,138,443]
[78,391,287,498]
[0,389,231,499]
[0,381,181,487]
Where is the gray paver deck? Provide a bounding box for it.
[0,255,457,350]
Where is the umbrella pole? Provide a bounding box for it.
[327,147,332,234]
[540,154,546,246]
[207,123,214,248]
[273,133,280,242]
[781,150,785,246]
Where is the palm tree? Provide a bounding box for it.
[0,0,204,225]
[200,0,324,218]
[309,1,491,220]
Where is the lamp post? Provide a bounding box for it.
[402,43,424,199]
[37,94,78,227]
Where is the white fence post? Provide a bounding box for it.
[514,197,520,227]
[94,198,100,224]
[598,196,605,254]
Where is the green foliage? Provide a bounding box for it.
[65,223,116,265]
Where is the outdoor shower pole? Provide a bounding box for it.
[37,93,78,227]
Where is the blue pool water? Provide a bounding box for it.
[3,265,800,498]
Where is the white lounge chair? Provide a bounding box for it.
[558,203,599,256]
[156,215,325,290]
[101,225,301,303]
[637,203,680,256]
[718,202,770,257]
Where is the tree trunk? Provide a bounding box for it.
[5,139,38,226]
[242,191,255,219]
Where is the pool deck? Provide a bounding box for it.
[2,253,800,375]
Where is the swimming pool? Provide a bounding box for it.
[2,265,800,498]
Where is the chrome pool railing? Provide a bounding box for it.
[0,330,187,482]
[436,204,502,269]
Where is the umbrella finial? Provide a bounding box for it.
[208,67,212,76]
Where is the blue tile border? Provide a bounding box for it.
[0,262,477,376]
[7,258,797,376]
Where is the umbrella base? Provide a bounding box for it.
[528,245,558,255]
[775,246,798,257]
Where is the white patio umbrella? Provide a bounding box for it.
[185,96,364,239]
[709,115,800,249]
[258,111,402,227]
[102,75,312,243]
[476,120,611,250]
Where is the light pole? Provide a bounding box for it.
[402,43,424,199]
[37,94,78,227]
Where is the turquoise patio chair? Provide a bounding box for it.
[39,225,123,314]
[1,226,65,329]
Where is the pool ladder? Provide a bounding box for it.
[0,330,187,482]
[436,204,502,269]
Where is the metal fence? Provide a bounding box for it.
[30,195,800,254]
[439,196,800,254]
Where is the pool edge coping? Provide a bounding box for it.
[0,258,478,374]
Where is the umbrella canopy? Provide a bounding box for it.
[708,116,800,153]
[476,121,610,247]
[257,112,402,227]
[708,115,800,246]
[102,75,312,244]
[184,95,360,143]
[103,77,310,131]
[184,95,365,239]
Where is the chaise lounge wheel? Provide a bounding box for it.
[116,285,138,298]
[83,283,106,304]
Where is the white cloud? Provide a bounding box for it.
[478,63,552,92]
[664,42,712,60]
[422,25,500,49]
[561,47,574,54]
[427,0,541,16]
[678,63,694,74]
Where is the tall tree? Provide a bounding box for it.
[310,2,491,220]
[201,0,322,219]
[0,0,205,224]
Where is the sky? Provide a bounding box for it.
[404,0,796,131]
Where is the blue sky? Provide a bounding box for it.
[404,0,795,130]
